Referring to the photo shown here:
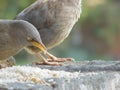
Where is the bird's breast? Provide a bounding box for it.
[40,19,76,49]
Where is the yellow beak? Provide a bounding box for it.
[31,41,47,53]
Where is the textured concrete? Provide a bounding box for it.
[0,61,120,90]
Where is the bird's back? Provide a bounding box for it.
[0,20,23,60]
[16,0,82,49]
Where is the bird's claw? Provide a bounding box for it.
[47,58,75,62]
[34,61,63,66]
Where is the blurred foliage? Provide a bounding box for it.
[0,0,120,65]
[0,0,36,19]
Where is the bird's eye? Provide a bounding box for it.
[27,37,32,41]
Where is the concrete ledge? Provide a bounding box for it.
[0,61,120,90]
[30,61,120,72]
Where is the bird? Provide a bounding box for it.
[16,0,82,65]
[0,20,48,68]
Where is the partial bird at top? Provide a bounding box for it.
[16,0,82,65]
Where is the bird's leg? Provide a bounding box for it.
[45,52,74,62]
[35,53,62,66]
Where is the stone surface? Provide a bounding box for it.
[0,60,120,90]
[30,60,120,72]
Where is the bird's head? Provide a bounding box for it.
[10,20,47,53]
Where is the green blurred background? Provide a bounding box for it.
[0,0,120,65]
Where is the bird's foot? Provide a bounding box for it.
[35,53,62,66]
[47,58,74,62]
[35,52,74,66]
[34,61,62,66]
[0,57,16,69]
[46,52,74,62]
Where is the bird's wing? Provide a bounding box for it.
[16,0,80,31]
[15,0,59,47]
[0,26,11,49]
[0,20,17,49]
[16,0,52,31]
[0,22,13,60]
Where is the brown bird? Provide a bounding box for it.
[0,20,47,68]
[16,0,82,65]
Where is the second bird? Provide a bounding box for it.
[16,0,82,65]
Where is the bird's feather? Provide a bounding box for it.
[16,0,82,49]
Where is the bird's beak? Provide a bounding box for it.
[31,41,47,53]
